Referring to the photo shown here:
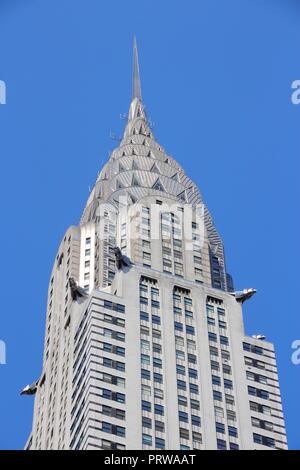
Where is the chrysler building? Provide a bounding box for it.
[24,39,287,451]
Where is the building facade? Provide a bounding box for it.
[25,40,287,451]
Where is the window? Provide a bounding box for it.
[154,404,164,416]
[207,317,215,325]
[192,432,202,444]
[142,400,151,412]
[179,411,188,423]
[140,312,149,322]
[220,335,229,346]
[154,388,164,399]
[213,390,222,402]
[228,426,238,438]
[176,364,186,375]
[141,385,151,397]
[188,353,197,364]
[155,438,165,449]
[152,315,161,325]
[189,383,199,394]
[210,346,219,357]
[227,410,236,421]
[142,434,152,446]
[141,339,150,350]
[191,415,201,427]
[248,386,269,399]
[187,339,196,350]
[141,369,151,380]
[142,417,152,429]
[154,372,163,384]
[188,368,198,379]
[141,354,150,365]
[153,357,162,369]
[178,395,187,407]
[177,379,186,390]
[180,428,189,440]
[243,342,263,355]
[208,332,217,342]
[176,350,185,360]
[216,422,225,434]
[186,325,195,335]
[229,443,239,450]
[214,407,224,418]
[152,329,161,339]
[141,325,150,336]
[212,375,221,386]
[190,399,200,410]
[155,420,165,433]
[225,394,235,406]
[211,361,220,371]
[250,401,271,415]
[251,417,273,431]
[153,343,162,353]
[174,322,183,331]
[223,364,231,375]
[253,433,275,448]
[217,439,227,450]
[224,379,233,390]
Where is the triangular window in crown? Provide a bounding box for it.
[133,128,137,135]
[164,157,169,164]
[147,150,153,157]
[177,190,187,202]
[150,162,160,174]
[119,162,126,173]
[152,178,165,192]
[171,172,180,182]
[132,174,140,187]
[128,192,137,204]
[132,160,139,170]
[132,148,137,156]
[116,179,125,190]
[122,150,126,157]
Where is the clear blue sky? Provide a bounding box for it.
[0,0,299,450]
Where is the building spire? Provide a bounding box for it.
[132,36,142,101]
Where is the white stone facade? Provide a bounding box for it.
[26,42,287,451]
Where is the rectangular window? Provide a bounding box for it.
[142,400,151,412]
[213,390,222,401]
[212,375,221,386]
[142,417,152,429]
[154,404,164,416]
[155,438,165,449]
[142,434,152,445]
[217,439,227,450]
[188,368,198,379]
[179,411,188,423]
[228,426,238,438]
[189,383,199,394]
[208,332,217,342]
[224,379,233,390]
[220,335,229,346]
[191,415,201,427]
[216,422,225,434]
[154,372,163,384]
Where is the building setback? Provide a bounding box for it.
[25,39,287,451]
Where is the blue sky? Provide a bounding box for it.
[0,0,299,450]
